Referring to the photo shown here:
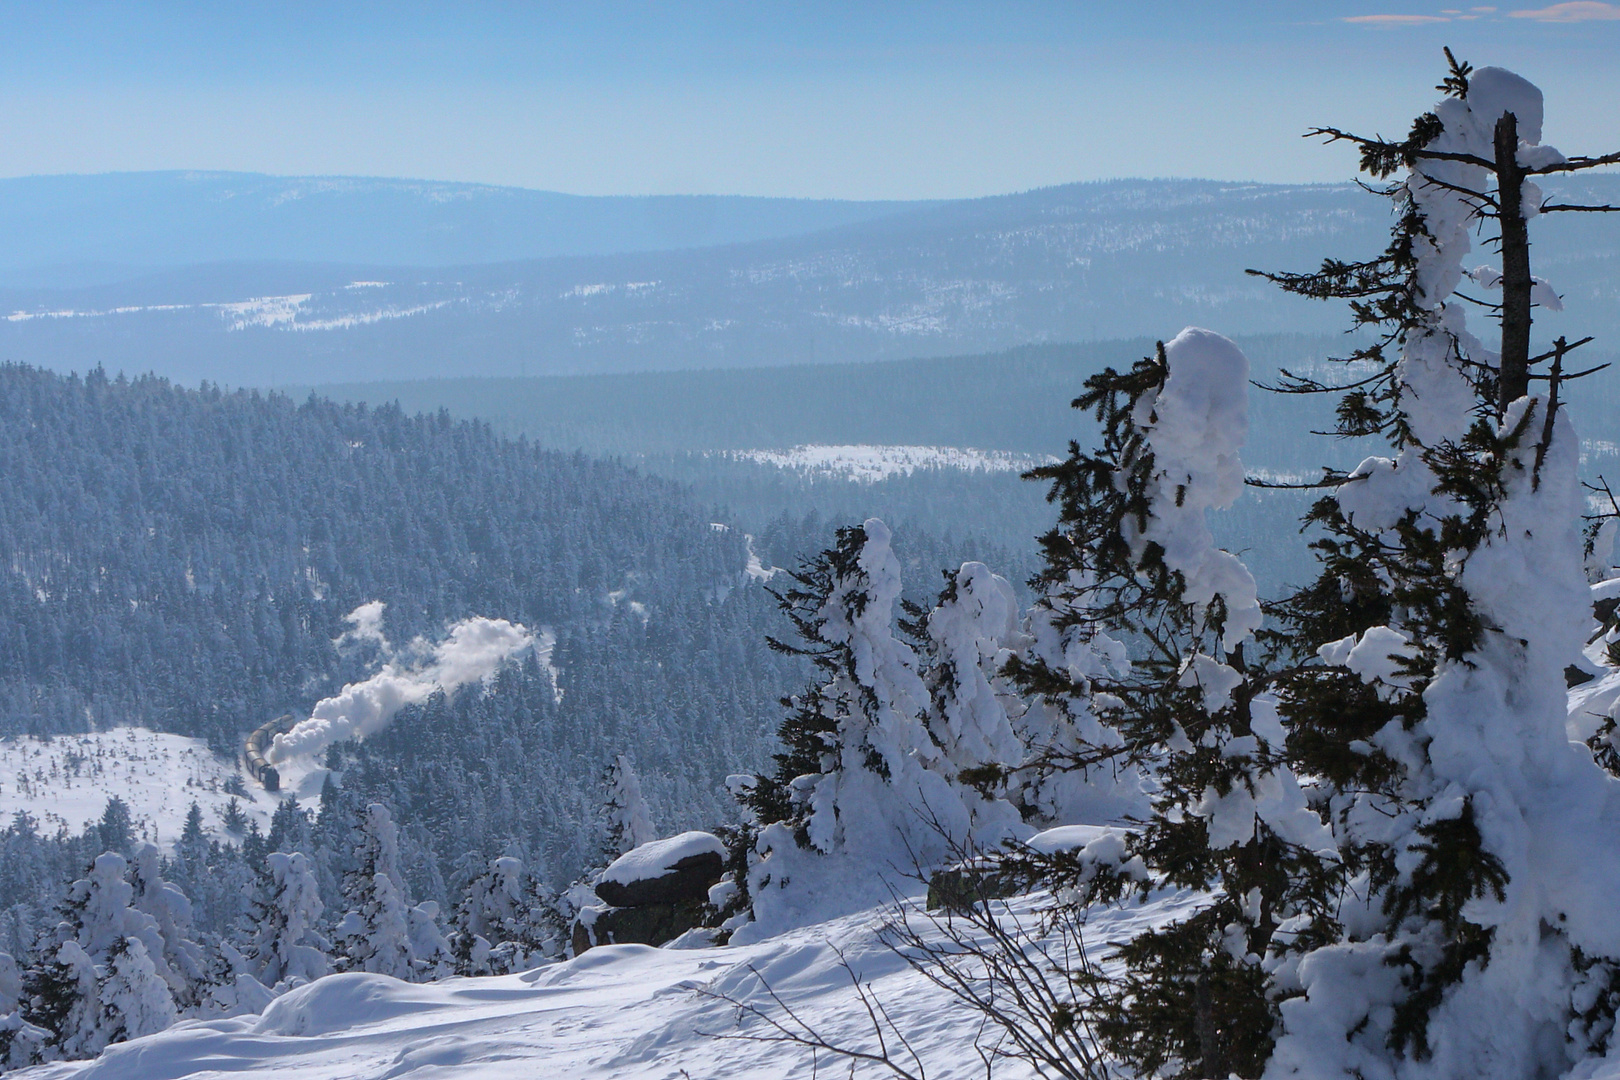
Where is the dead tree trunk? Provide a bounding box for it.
[1495,112,1533,414]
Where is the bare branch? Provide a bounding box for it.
[1254,365,1388,396]
[1245,475,1345,491]
[1539,203,1620,213]
[1411,148,1501,168]
[1529,362,1610,382]
[1409,171,1498,212]
[696,956,930,1080]
[1528,337,1595,366]
[1304,126,1496,168]
[1527,151,1620,174]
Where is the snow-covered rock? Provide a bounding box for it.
[595,831,726,908]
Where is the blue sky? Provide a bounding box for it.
[0,2,1616,198]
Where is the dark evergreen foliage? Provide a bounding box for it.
[737,524,876,845]
[0,362,750,749]
[1002,346,1338,1078]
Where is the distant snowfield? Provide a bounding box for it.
[4,288,454,334]
[732,444,1054,483]
[20,887,1196,1080]
[0,728,317,848]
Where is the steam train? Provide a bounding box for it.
[244,714,298,791]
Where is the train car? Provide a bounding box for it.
[244,714,298,791]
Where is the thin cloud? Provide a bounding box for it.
[1342,13,1452,23]
[1510,1,1620,17]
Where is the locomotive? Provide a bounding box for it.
[244,714,298,791]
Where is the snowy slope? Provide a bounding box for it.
[17,887,1196,1080]
[16,643,1620,1078]
[0,728,315,848]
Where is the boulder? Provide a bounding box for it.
[926,861,1029,913]
[927,827,1131,912]
[594,831,725,908]
[571,897,710,954]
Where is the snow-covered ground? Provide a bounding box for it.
[730,444,1053,484]
[19,886,1195,1080]
[0,728,312,848]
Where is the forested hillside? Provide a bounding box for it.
[0,364,809,885]
[0,363,770,736]
[0,362,1039,937]
[307,334,1620,600]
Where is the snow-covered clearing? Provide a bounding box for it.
[19,887,1194,1080]
[0,729,292,849]
[730,444,1053,483]
[3,293,453,334]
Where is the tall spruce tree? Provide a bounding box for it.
[247,851,331,989]
[127,844,207,1011]
[0,948,45,1068]
[1239,55,1620,1076]
[916,561,1028,839]
[731,519,975,941]
[1004,328,1339,1078]
[335,804,413,980]
[334,803,451,982]
[20,853,179,1061]
[602,755,656,856]
[1007,54,1620,1080]
[449,856,559,976]
[739,519,954,850]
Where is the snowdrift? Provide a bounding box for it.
[17,887,1195,1080]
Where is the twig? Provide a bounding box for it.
[696,951,930,1080]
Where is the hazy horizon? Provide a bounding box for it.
[3,3,1618,200]
[0,166,1368,203]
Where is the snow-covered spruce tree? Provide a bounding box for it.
[731,519,972,939]
[335,803,451,981]
[128,843,208,1011]
[449,856,563,975]
[335,803,413,979]
[220,798,248,837]
[22,940,100,1062]
[1247,56,1620,1077]
[603,753,657,856]
[22,853,178,1060]
[405,901,454,982]
[1001,329,1339,1079]
[247,850,332,989]
[914,561,1028,839]
[95,935,177,1052]
[95,798,134,856]
[985,551,1146,828]
[0,951,46,1069]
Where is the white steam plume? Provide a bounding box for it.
[268,610,534,764]
[336,600,390,651]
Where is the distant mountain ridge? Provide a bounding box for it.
[1,175,1616,384]
[0,170,937,285]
